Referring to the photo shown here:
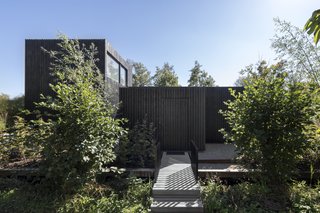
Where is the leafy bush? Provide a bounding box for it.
[117,118,156,168]
[6,95,24,128]
[303,89,320,177]
[0,116,43,164]
[202,180,320,212]
[202,180,272,213]
[290,181,320,212]
[221,61,314,187]
[31,35,126,192]
[0,177,151,213]
[0,93,9,131]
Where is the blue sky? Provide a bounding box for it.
[0,0,319,97]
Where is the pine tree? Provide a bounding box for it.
[188,61,215,87]
[153,63,179,87]
[132,62,152,87]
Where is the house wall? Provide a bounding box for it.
[119,87,206,151]
[205,87,244,143]
[119,87,244,151]
[25,39,132,111]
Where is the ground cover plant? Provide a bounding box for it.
[201,179,320,212]
[0,177,152,213]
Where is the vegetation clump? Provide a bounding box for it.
[0,177,152,213]
[202,179,320,212]
[221,61,315,188]
[117,118,156,168]
[32,35,127,191]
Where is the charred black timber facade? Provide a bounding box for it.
[25,39,132,111]
[119,87,243,151]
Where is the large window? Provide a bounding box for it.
[120,66,127,86]
[107,54,119,82]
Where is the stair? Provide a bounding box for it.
[151,152,203,213]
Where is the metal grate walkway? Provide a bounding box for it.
[151,152,203,213]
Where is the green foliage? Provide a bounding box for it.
[303,88,320,177]
[117,119,156,168]
[0,93,9,131]
[0,94,24,131]
[0,116,43,163]
[272,18,320,85]
[132,62,152,87]
[290,181,320,212]
[6,95,24,128]
[202,180,320,212]
[188,60,215,87]
[0,177,151,213]
[305,9,320,45]
[153,63,179,87]
[34,35,126,191]
[202,180,271,212]
[221,62,314,187]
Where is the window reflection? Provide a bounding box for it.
[107,54,119,82]
[120,66,127,86]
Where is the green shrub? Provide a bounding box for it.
[221,61,314,188]
[117,118,156,168]
[33,35,126,192]
[0,93,9,131]
[290,181,320,212]
[0,177,151,213]
[0,116,43,163]
[202,180,320,212]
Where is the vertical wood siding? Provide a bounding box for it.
[205,87,244,143]
[25,39,106,111]
[119,87,243,151]
[25,39,132,112]
[119,87,206,151]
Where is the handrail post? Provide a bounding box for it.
[189,140,199,181]
[154,142,162,182]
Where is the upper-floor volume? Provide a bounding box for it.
[25,39,132,111]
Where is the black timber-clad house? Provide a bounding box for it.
[25,39,132,111]
[119,87,243,151]
[25,39,243,152]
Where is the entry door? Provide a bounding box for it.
[160,98,189,151]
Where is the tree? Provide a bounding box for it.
[153,63,179,87]
[6,95,24,128]
[36,35,126,191]
[304,9,320,45]
[234,61,285,86]
[272,18,320,85]
[0,93,9,130]
[188,61,215,87]
[132,62,152,87]
[221,62,314,189]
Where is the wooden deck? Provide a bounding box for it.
[199,143,237,162]
[151,152,203,213]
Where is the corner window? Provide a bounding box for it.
[107,54,119,82]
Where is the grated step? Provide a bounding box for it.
[151,197,203,213]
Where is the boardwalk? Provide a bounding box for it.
[151,152,203,213]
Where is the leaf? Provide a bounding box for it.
[314,28,320,45]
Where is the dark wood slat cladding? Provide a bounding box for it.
[25,39,106,111]
[119,87,206,151]
[25,39,132,112]
[205,87,244,143]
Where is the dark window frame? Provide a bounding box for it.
[106,52,127,87]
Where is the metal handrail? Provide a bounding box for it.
[154,141,162,182]
[189,140,199,181]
